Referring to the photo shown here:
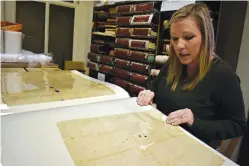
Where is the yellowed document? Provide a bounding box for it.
[57,110,224,166]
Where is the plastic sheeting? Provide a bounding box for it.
[0,50,52,67]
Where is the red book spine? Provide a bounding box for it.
[87,53,99,63]
[116,38,129,47]
[113,68,130,80]
[132,28,150,36]
[129,51,147,63]
[130,40,147,49]
[99,65,113,74]
[99,56,114,66]
[134,2,153,12]
[130,73,148,86]
[130,62,150,74]
[116,17,131,25]
[117,5,132,13]
[115,59,130,70]
[133,15,150,23]
[87,61,98,70]
[114,48,130,60]
[116,28,131,36]
[90,44,99,53]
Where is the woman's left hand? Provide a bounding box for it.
[166,108,194,126]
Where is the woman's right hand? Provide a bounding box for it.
[136,90,155,106]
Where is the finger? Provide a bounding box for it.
[181,111,194,126]
[181,113,188,119]
[137,90,145,98]
[140,90,150,105]
[171,117,188,126]
[138,95,146,106]
[166,117,179,124]
[167,109,186,121]
[137,91,146,105]
[143,92,154,105]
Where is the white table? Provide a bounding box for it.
[1,98,237,166]
[1,70,130,114]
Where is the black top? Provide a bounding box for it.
[150,57,247,149]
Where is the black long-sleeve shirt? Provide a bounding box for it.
[150,57,247,148]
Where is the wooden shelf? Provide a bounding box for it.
[117,24,158,28]
[115,45,156,53]
[92,32,116,37]
[110,10,160,17]
[116,35,157,41]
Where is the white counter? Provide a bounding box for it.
[1,98,237,166]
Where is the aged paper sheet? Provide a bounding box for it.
[57,110,224,166]
[1,68,114,106]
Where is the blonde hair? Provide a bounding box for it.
[166,3,215,91]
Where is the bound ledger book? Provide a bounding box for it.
[115,38,156,51]
[99,65,113,74]
[87,52,100,63]
[115,58,130,70]
[116,14,155,26]
[99,55,114,66]
[87,61,99,71]
[114,48,155,64]
[90,44,110,54]
[116,28,157,37]
[113,2,161,14]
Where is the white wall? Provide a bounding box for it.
[3,1,16,22]
[231,2,249,162]
[1,1,5,21]
[236,2,249,118]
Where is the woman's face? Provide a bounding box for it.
[170,17,202,65]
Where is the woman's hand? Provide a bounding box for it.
[166,108,194,126]
[136,90,155,106]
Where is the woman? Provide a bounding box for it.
[137,3,246,149]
